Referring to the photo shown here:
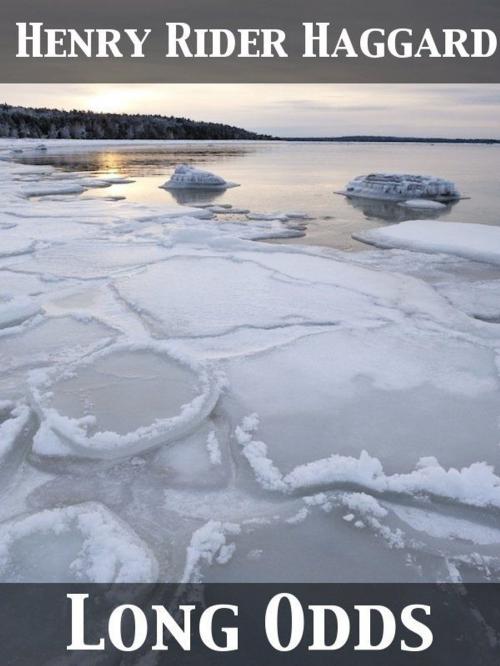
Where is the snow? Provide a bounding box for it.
[437,280,500,322]
[284,452,500,510]
[0,138,498,583]
[181,520,240,583]
[0,502,158,582]
[161,164,239,190]
[30,342,224,459]
[355,220,500,266]
[340,173,460,202]
[206,430,222,465]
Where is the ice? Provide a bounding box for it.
[284,453,500,511]
[355,220,500,266]
[0,138,498,583]
[387,503,500,546]
[95,175,135,185]
[181,520,241,583]
[0,237,36,258]
[0,297,41,329]
[0,401,31,461]
[0,502,158,582]
[206,430,222,465]
[437,280,500,322]
[0,315,116,374]
[400,199,447,210]
[208,205,250,215]
[31,343,223,459]
[153,416,231,488]
[114,242,470,341]
[22,183,87,198]
[339,173,460,202]
[246,212,290,221]
[12,240,173,279]
[161,164,239,190]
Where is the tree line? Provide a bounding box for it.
[0,103,271,140]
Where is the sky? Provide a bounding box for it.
[0,84,499,138]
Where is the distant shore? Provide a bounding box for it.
[280,136,500,144]
[2,104,498,144]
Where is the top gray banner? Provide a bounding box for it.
[1,0,499,83]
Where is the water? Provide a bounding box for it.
[16,141,500,250]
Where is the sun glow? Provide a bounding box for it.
[85,89,139,114]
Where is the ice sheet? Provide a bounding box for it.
[355,220,500,266]
[0,139,498,583]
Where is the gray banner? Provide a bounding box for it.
[0,0,499,83]
[1,584,500,665]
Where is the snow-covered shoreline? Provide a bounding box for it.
[1,138,500,584]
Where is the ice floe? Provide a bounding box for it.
[161,164,238,190]
[355,220,500,266]
[0,502,158,582]
[0,401,31,461]
[31,342,224,459]
[340,174,460,202]
[22,183,87,198]
[437,279,500,322]
[0,138,498,584]
[0,297,41,329]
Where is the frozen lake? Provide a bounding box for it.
[15,140,500,250]
[1,138,500,585]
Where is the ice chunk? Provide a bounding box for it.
[206,430,222,465]
[225,326,500,475]
[209,205,250,215]
[0,401,31,460]
[153,417,230,488]
[0,315,116,372]
[388,502,500,546]
[13,240,172,279]
[340,174,460,202]
[31,343,223,459]
[22,183,87,197]
[400,199,447,210]
[285,452,500,510]
[181,520,240,582]
[31,420,73,459]
[114,246,464,342]
[355,220,500,266]
[246,212,290,221]
[161,164,238,190]
[0,502,158,582]
[437,280,500,322]
[96,175,135,185]
[0,297,40,329]
[0,237,36,258]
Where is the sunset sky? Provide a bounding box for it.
[0,84,499,138]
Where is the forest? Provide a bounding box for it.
[0,103,270,140]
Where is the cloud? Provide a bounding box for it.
[0,83,498,138]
